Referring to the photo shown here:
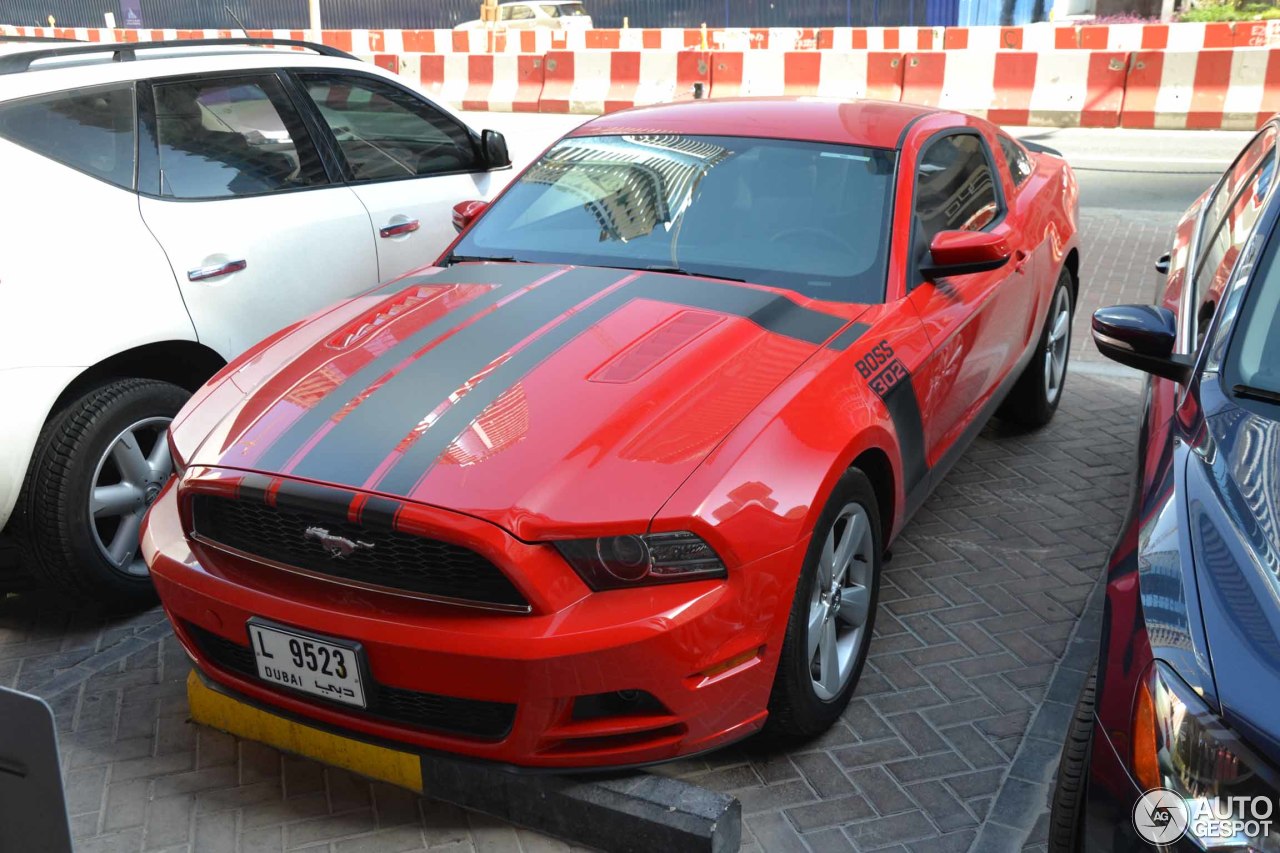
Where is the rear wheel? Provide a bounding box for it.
[12,378,189,607]
[766,468,881,738]
[1048,669,1095,853]
[998,268,1074,427]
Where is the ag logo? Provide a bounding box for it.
[1133,787,1189,845]
[304,527,374,560]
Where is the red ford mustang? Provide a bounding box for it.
[144,99,1079,769]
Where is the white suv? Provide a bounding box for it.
[0,38,513,604]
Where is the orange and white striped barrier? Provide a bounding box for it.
[942,25,1059,51]
[709,51,903,101]
[1121,48,1280,130]
[901,50,1129,127]
[818,26,943,51]
[411,53,546,112]
[538,50,710,114]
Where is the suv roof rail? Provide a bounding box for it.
[0,37,356,75]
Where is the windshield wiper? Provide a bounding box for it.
[442,253,522,266]
[1232,384,1280,405]
[641,265,745,283]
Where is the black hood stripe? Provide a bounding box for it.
[371,272,848,496]
[828,322,872,351]
[624,276,848,345]
[253,264,557,473]
[289,267,631,486]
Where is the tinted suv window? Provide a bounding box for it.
[0,84,135,189]
[998,134,1034,186]
[300,73,478,181]
[151,75,327,200]
[916,134,999,241]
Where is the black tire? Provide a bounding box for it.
[1048,669,1096,853]
[765,467,882,738]
[12,378,190,607]
[998,267,1074,427]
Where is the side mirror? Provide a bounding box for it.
[481,129,511,169]
[922,230,1011,280]
[451,200,488,233]
[1091,304,1195,383]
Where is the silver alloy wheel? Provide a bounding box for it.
[88,417,174,577]
[807,502,875,701]
[1044,286,1071,404]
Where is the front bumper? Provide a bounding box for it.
[1084,719,1205,852]
[143,480,801,769]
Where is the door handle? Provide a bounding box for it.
[380,219,420,238]
[1013,250,1029,275]
[1155,253,1171,275]
[187,259,247,281]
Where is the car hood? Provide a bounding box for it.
[1187,404,1280,763]
[180,263,862,538]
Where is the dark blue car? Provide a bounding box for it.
[1049,121,1280,851]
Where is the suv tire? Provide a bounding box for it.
[13,378,189,607]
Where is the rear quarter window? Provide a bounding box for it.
[998,135,1034,186]
[0,84,135,189]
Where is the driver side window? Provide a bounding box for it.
[297,73,477,182]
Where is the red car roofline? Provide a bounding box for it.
[568,97,941,151]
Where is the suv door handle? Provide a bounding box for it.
[187,259,247,281]
[380,219,420,238]
[1013,250,1029,275]
[1155,253,1171,275]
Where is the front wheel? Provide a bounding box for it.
[998,268,1074,427]
[13,378,190,607]
[1048,670,1095,853]
[765,468,882,738]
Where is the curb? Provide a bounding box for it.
[188,672,741,853]
[969,570,1105,851]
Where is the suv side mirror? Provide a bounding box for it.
[481,129,511,169]
[1091,304,1195,383]
[922,230,1011,280]
[452,200,488,233]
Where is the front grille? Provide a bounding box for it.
[185,622,516,741]
[190,494,527,609]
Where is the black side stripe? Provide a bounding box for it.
[373,274,849,496]
[254,264,555,472]
[880,376,928,496]
[289,267,629,487]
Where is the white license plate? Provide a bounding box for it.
[247,620,367,708]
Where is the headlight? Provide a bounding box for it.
[554,531,726,591]
[1133,661,1280,850]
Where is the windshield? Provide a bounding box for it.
[1225,218,1280,399]
[452,133,897,304]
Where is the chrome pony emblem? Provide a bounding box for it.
[304,526,375,559]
